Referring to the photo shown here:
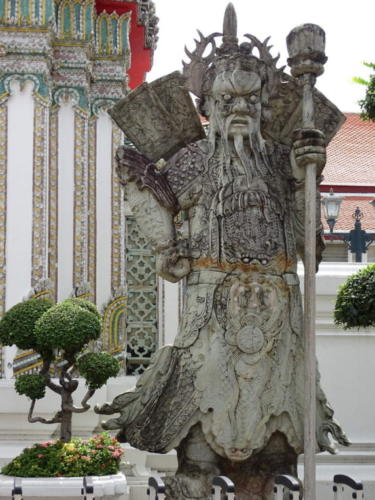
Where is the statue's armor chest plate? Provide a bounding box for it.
[216,181,286,264]
[163,140,294,267]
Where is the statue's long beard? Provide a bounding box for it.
[233,133,253,184]
[208,113,272,185]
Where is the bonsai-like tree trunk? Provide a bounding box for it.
[61,389,73,443]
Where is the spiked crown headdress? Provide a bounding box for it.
[182,3,283,117]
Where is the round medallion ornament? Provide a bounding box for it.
[236,326,265,354]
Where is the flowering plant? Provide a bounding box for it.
[1,433,124,478]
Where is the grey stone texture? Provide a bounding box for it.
[96,4,349,499]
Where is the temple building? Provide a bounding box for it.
[1,6,375,492]
[0,0,159,378]
[321,113,375,262]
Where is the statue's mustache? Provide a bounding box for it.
[223,114,252,136]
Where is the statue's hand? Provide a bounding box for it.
[292,128,326,177]
[116,146,151,185]
[116,146,179,214]
[156,241,190,282]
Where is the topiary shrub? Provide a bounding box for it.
[15,374,46,400]
[35,302,101,353]
[0,297,120,442]
[62,297,102,321]
[0,298,53,350]
[1,433,123,477]
[334,264,375,329]
[77,352,120,390]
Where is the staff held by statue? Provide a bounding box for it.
[287,24,327,500]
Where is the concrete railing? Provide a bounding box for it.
[274,474,301,499]
[0,473,127,499]
[211,476,235,500]
[147,477,165,500]
[333,474,364,499]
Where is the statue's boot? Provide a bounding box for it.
[220,431,300,500]
[164,424,220,500]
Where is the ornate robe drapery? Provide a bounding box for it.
[100,139,341,460]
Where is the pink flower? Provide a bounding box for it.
[96,444,104,449]
[112,450,122,458]
[108,445,116,451]
[40,442,49,448]
[80,455,91,462]
[37,454,44,458]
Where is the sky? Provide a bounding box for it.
[147,0,375,113]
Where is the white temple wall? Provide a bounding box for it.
[300,262,375,445]
[96,111,113,311]
[3,82,35,379]
[57,101,75,302]
[5,81,34,310]
[317,332,375,444]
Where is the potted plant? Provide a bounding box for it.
[334,264,375,329]
[0,297,127,499]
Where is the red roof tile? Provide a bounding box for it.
[323,113,375,187]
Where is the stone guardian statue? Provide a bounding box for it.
[96,4,349,499]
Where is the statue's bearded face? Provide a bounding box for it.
[210,69,262,138]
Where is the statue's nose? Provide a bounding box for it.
[232,97,247,114]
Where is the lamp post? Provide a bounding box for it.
[322,189,375,262]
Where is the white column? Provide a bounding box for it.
[96,111,112,310]
[57,101,75,301]
[5,80,34,378]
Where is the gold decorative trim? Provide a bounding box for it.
[53,41,88,47]
[111,124,124,291]
[56,0,95,41]
[88,116,97,302]
[32,101,49,287]
[73,111,89,291]
[48,107,58,301]
[13,360,43,376]
[96,11,131,57]
[14,349,35,361]
[0,27,50,32]
[102,296,127,349]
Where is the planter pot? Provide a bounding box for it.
[0,472,128,499]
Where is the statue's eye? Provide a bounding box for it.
[223,94,232,101]
[249,94,258,103]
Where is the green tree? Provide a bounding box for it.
[0,298,120,442]
[334,264,375,329]
[353,62,375,121]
